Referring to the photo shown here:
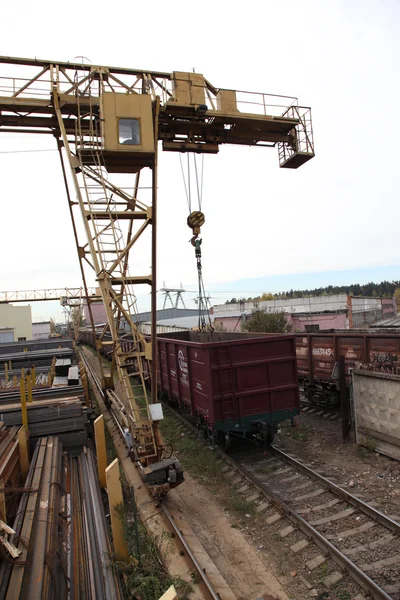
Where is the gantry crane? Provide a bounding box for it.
[0,56,314,496]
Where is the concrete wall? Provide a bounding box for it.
[0,304,32,341]
[32,321,51,340]
[382,297,396,318]
[212,295,348,315]
[353,370,400,460]
[214,315,244,332]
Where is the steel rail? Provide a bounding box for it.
[161,505,221,600]
[271,445,400,535]
[162,404,395,600]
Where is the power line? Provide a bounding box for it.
[0,148,57,154]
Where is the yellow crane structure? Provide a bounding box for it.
[0,286,100,304]
[0,56,314,495]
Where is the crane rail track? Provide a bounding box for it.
[79,349,223,600]
[163,403,399,600]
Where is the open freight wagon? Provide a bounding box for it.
[295,332,400,406]
[156,331,300,448]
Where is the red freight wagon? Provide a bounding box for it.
[295,332,400,405]
[157,331,300,448]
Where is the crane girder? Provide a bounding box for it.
[0,55,314,165]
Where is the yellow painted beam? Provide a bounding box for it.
[94,415,107,489]
[105,458,129,561]
[26,375,33,404]
[31,366,36,385]
[159,586,178,600]
[81,372,89,407]
[4,363,8,382]
[17,427,29,478]
[20,377,28,431]
[13,375,17,388]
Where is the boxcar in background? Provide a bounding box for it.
[295,332,400,405]
[157,331,300,448]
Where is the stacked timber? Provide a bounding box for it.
[0,440,122,600]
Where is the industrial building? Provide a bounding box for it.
[32,321,51,340]
[211,294,397,332]
[0,304,32,343]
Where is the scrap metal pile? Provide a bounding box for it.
[0,437,122,599]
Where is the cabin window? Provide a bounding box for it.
[118,119,141,145]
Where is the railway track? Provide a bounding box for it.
[299,397,341,421]
[163,403,399,600]
[79,350,226,600]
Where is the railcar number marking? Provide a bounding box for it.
[312,348,333,357]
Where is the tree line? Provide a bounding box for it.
[226,280,400,305]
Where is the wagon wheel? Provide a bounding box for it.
[218,431,231,452]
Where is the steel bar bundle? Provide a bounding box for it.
[0,423,20,491]
[0,440,122,599]
[69,448,123,599]
[0,384,84,404]
[0,398,89,450]
[0,339,73,356]
[0,437,67,599]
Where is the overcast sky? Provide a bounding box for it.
[0,0,399,322]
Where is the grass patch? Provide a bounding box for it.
[356,435,377,458]
[286,424,308,442]
[336,591,351,600]
[315,562,328,582]
[159,412,259,520]
[114,499,193,600]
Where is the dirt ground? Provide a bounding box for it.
[275,413,400,521]
[171,475,290,600]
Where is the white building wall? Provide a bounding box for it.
[212,295,348,315]
[32,321,51,340]
[0,304,32,341]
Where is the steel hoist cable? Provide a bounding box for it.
[179,154,213,332]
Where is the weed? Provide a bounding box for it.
[287,425,308,442]
[191,572,200,584]
[226,492,256,517]
[161,531,174,542]
[336,591,351,600]
[115,502,193,600]
[363,436,377,453]
[277,561,287,576]
[315,562,328,582]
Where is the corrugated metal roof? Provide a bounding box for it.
[143,315,202,329]
[370,316,400,328]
